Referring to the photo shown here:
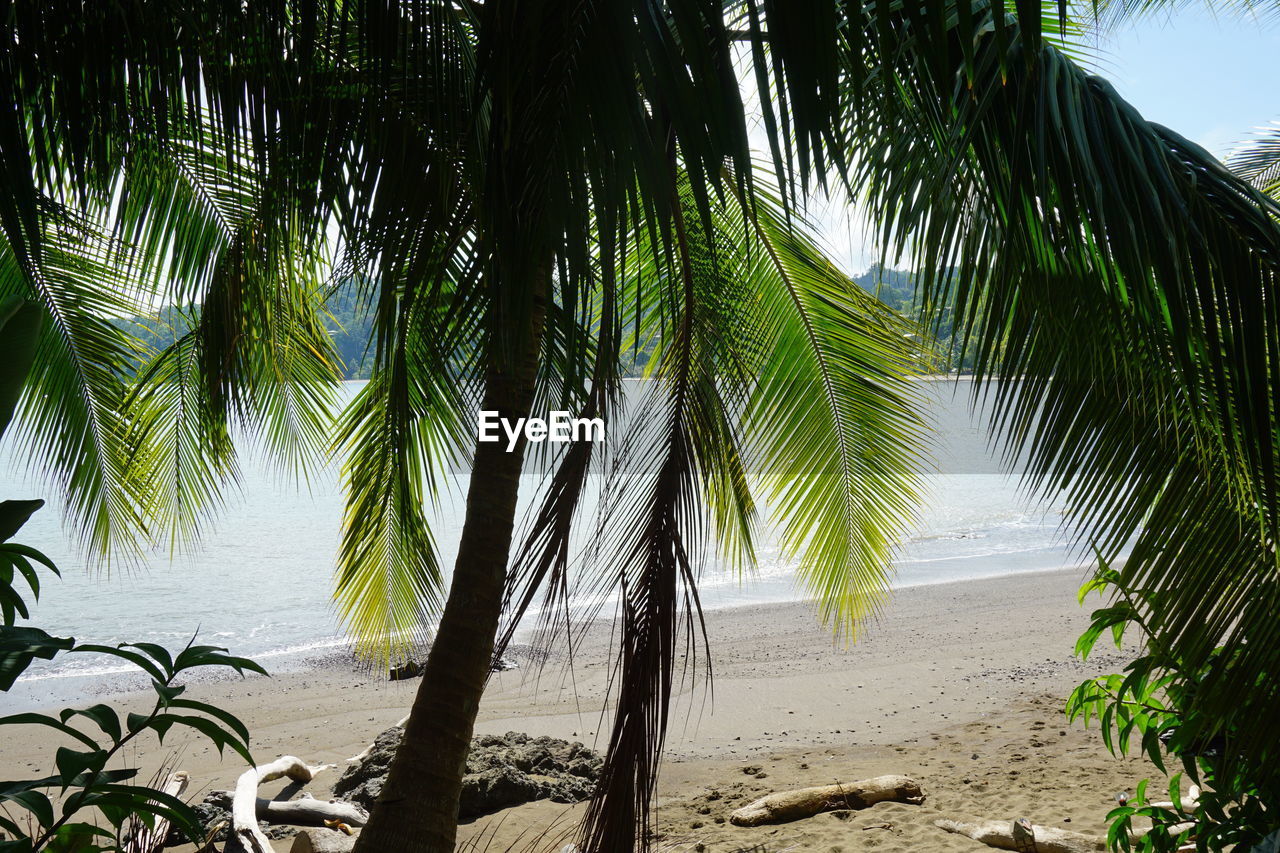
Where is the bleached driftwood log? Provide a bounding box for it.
[729,775,925,826]
[935,816,1198,852]
[346,714,409,764]
[123,770,190,853]
[288,828,359,853]
[211,792,367,828]
[1151,785,1201,812]
[935,817,1106,852]
[225,757,334,853]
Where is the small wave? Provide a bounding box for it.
[910,531,989,542]
[250,636,352,659]
[895,543,1068,566]
[892,560,1097,590]
[17,634,353,683]
[17,661,141,683]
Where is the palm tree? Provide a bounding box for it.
[319,4,932,845]
[4,3,926,850]
[6,0,1280,850]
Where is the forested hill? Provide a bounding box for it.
[852,264,976,372]
[324,281,376,378]
[118,269,971,380]
[117,281,378,380]
[851,264,918,311]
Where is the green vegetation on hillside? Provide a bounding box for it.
[117,266,977,379]
[852,265,983,372]
[117,282,376,380]
[118,271,970,380]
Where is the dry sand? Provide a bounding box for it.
[2,567,1166,852]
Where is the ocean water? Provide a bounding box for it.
[0,378,1089,697]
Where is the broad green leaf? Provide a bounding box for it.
[122,643,173,677]
[47,822,114,853]
[58,705,122,743]
[0,713,99,750]
[2,789,54,829]
[0,627,75,689]
[125,711,155,736]
[0,501,44,544]
[53,747,108,788]
[74,783,202,843]
[70,645,165,683]
[168,697,251,745]
[152,681,185,703]
[0,769,136,798]
[172,645,267,678]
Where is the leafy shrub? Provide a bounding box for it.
[0,296,265,852]
[1067,563,1279,851]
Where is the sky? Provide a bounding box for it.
[1090,5,1280,156]
[814,5,1280,274]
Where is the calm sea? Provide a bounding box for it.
[1,378,1092,700]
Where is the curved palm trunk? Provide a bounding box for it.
[352,269,547,853]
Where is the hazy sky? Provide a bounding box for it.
[816,6,1280,274]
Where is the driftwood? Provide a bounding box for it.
[123,770,189,853]
[288,829,360,853]
[729,775,925,826]
[1151,785,1201,813]
[212,792,368,828]
[935,816,1199,853]
[225,757,334,853]
[1131,821,1197,849]
[936,817,1106,853]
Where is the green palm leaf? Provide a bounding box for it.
[843,0,1280,770]
[567,173,926,848]
[744,184,926,635]
[1229,123,1280,199]
[0,205,155,560]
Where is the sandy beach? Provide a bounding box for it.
[2,567,1162,851]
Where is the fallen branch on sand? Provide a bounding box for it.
[935,815,1198,852]
[729,775,925,826]
[212,793,368,828]
[225,757,336,853]
[935,817,1107,852]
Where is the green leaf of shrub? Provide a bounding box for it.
[0,626,75,689]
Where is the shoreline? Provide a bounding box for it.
[2,565,1156,852]
[6,560,1097,713]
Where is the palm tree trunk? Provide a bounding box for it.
[352,268,548,853]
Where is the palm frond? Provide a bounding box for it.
[124,328,240,553]
[743,186,926,636]
[577,197,724,850]
[332,270,480,664]
[1229,123,1280,200]
[0,204,155,561]
[1078,0,1280,30]
[334,371,452,664]
[570,171,927,849]
[844,0,1280,768]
